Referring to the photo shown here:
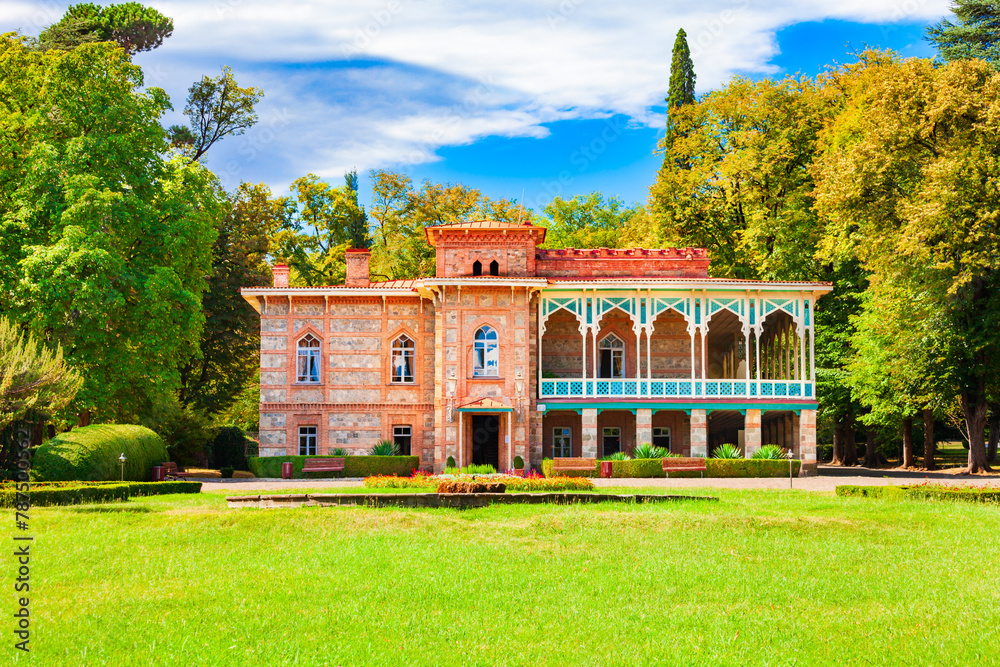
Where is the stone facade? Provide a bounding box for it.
[242,220,830,475]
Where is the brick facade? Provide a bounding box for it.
[242,220,829,475]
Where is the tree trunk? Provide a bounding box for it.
[864,427,885,467]
[77,410,91,428]
[923,408,936,471]
[901,417,914,468]
[988,404,999,464]
[962,388,991,474]
[843,416,857,466]
[831,417,846,465]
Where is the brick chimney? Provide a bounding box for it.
[345,249,370,287]
[271,264,290,288]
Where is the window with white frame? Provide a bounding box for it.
[391,335,415,383]
[553,427,572,458]
[298,426,317,455]
[296,334,321,383]
[599,333,625,378]
[653,427,671,451]
[393,425,412,456]
[602,427,621,456]
[473,326,499,376]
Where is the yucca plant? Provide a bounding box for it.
[601,451,630,461]
[711,443,743,459]
[633,443,669,459]
[369,440,400,456]
[751,444,786,460]
[331,447,347,456]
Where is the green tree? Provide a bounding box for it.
[540,193,650,249]
[366,171,520,280]
[813,54,1000,472]
[37,2,174,55]
[0,317,83,430]
[170,66,264,162]
[927,0,1000,67]
[0,37,225,423]
[178,182,285,415]
[665,28,696,145]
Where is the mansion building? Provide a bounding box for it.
[241,221,831,475]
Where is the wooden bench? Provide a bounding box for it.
[552,457,597,475]
[302,457,346,477]
[161,462,194,479]
[661,457,708,478]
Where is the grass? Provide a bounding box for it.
[6,489,1000,666]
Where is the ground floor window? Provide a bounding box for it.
[653,427,671,451]
[393,425,412,456]
[298,426,317,455]
[602,427,621,456]
[553,427,572,458]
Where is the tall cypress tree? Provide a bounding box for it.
[927,0,1000,67]
[665,29,696,142]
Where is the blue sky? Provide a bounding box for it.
[4,1,947,212]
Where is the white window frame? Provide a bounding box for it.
[296,334,321,384]
[473,326,500,377]
[391,335,415,383]
[298,426,317,455]
[599,333,625,379]
[653,426,672,450]
[602,426,621,455]
[553,427,572,458]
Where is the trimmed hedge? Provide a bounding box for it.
[247,455,420,479]
[542,457,801,478]
[212,427,249,470]
[32,425,169,482]
[836,484,1000,503]
[541,459,596,478]
[0,480,201,508]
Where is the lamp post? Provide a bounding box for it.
[788,447,793,489]
[119,453,127,482]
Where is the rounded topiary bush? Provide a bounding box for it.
[32,425,168,482]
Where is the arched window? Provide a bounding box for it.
[391,334,415,383]
[296,334,321,383]
[598,333,625,378]
[472,260,482,276]
[473,326,499,377]
[489,260,499,276]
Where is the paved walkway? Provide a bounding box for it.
[195,465,998,493]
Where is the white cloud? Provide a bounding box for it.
[3,0,951,188]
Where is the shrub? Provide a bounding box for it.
[211,427,249,470]
[751,445,786,460]
[632,443,668,459]
[608,459,666,478]
[370,440,400,456]
[541,458,598,478]
[706,459,800,478]
[601,452,631,461]
[711,443,743,459]
[462,463,496,475]
[247,455,419,479]
[437,480,506,493]
[220,467,234,478]
[331,447,347,456]
[446,456,456,468]
[0,480,201,507]
[512,455,524,469]
[836,484,1000,503]
[443,466,461,475]
[32,425,168,482]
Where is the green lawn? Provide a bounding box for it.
[6,489,1000,666]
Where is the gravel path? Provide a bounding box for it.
[194,465,998,493]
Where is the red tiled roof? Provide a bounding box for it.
[427,219,538,229]
[545,277,833,286]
